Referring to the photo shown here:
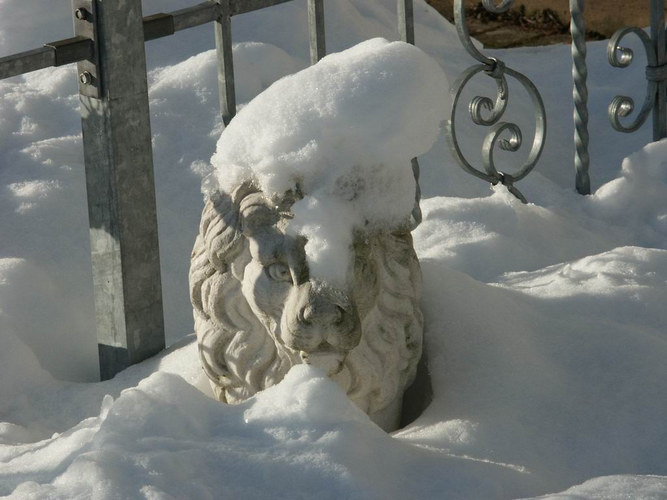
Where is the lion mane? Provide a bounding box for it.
[189,183,423,430]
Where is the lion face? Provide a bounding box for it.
[190,183,423,431]
[239,205,362,375]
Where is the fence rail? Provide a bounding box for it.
[0,37,92,79]
[0,1,290,80]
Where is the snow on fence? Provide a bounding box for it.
[0,0,664,379]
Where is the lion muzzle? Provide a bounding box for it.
[282,281,361,374]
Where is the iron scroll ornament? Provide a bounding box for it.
[447,0,547,203]
[607,27,662,133]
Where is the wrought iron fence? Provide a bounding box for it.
[448,0,547,204]
[447,0,666,200]
[0,0,665,377]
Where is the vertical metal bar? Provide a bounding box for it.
[398,0,420,223]
[397,0,415,44]
[650,0,666,140]
[570,0,590,194]
[215,0,236,125]
[308,0,326,64]
[75,0,165,380]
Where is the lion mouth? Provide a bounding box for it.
[299,347,345,376]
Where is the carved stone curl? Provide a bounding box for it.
[189,182,423,431]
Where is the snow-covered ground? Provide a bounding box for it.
[1,0,666,498]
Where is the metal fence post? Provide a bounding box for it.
[397,0,421,223]
[308,0,326,64]
[650,0,666,140]
[74,0,165,380]
[397,0,415,45]
[215,0,236,125]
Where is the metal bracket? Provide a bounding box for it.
[72,0,101,98]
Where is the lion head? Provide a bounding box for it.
[189,182,423,431]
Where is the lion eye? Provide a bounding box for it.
[266,263,292,283]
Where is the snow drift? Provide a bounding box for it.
[1,0,666,498]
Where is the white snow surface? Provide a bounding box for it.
[211,38,448,284]
[0,0,666,498]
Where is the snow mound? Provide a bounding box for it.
[211,37,448,284]
[0,258,87,389]
[530,475,667,499]
[244,365,371,425]
[4,367,382,499]
[591,139,667,247]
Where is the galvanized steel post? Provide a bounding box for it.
[397,0,421,225]
[650,0,666,140]
[215,0,236,125]
[75,0,165,380]
[398,0,415,45]
[308,0,326,64]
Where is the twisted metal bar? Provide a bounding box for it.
[570,0,590,195]
[448,0,546,203]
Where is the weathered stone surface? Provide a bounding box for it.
[189,182,423,431]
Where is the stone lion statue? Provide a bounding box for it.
[189,181,424,431]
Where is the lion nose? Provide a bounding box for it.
[298,300,343,326]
